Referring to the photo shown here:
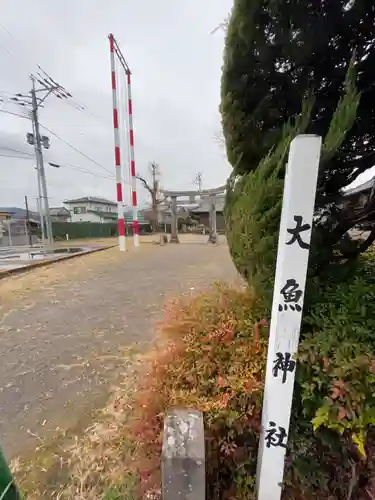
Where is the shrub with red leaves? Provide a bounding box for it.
[129,284,267,499]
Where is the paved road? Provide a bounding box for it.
[0,238,239,458]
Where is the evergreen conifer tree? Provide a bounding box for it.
[221,0,374,284]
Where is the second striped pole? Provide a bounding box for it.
[126,70,139,248]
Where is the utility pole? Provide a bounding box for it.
[30,77,53,245]
[193,172,203,193]
[151,162,162,228]
[10,66,73,246]
[151,162,160,199]
[24,195,32,247]
[34,164,45,243]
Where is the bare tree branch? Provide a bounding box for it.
[137,163,167,231]
[136,175,153,195]
[210,14,230,35]
[156,196,167,205]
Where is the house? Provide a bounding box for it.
[0,207,40,221]
[191,195,225,232]
[0,208,40,246]
[158,204,192,226]
[0,210,13,223]
[50,207,71,222]
[63,197,118,223]
[340,177,375,231]
[63,196,151,232]
[341,177,375,210]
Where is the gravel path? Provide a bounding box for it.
[0,237,239,458]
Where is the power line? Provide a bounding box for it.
[0,22,15,39]
[0,22,36,75]
[0,23,114,183]
[75,104,111,126]
[0,24,14,58]
[0,103,114,180]
[0,153,115,181]
[39,122,114,176]
[1,21,110,131]
[0,153,33,160]
[0,90,22,101]
[0,43,13,58]
[52,162,115,180]
[37,65,111,126]
[27,10,110,126]
[0,145,33,156]
[0,108,30,120]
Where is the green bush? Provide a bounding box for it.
[224,61,360,293]
[131,262,375,499]
[225,98,314,305]
[287,254,375,498]
[219,2,374,497]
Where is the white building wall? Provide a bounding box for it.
[69,212,102,223]
[65,201,116,223]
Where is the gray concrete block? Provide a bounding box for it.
[162,409,205,500]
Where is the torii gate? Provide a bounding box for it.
[160,185,226,244]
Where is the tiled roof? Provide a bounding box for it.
[50,207,70,216]
[191,196,225,213]
[64,196,117,205]
[343,178,375,197]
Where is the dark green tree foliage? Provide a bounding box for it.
[222,0,375,275]
[220,2,375,497]
[222,0,375,180]
[225,97,314,300]
[225,70,360,300]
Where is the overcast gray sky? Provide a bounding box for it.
[0,0,232,211]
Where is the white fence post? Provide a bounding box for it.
[256,134,322,500]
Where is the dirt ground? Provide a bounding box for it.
[0,235,239,460]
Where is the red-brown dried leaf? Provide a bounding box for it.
[333,379,346,389]
[331,379,346,399]
[253,322,261,344]
[338,406,347,420]
[331,386,342,399]
[222,330,234,344]
[221,393,229,408]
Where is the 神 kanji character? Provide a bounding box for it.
[286,215,311,250]
[279,278,302,311]
[264,421,287,448]
[272,352,296,383]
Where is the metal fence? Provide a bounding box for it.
[52,221,152,240]
[0,219,39,247]
[0,219,153,246]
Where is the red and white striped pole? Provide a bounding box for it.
[109,34,126,251]
[126,71,140,248]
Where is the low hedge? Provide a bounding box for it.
[131,255,375,499]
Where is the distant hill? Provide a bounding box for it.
[0,206,39,219]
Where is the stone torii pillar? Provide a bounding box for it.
[207,195,217,244]
[170,195,179,243]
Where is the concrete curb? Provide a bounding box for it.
[0,244,117,280]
